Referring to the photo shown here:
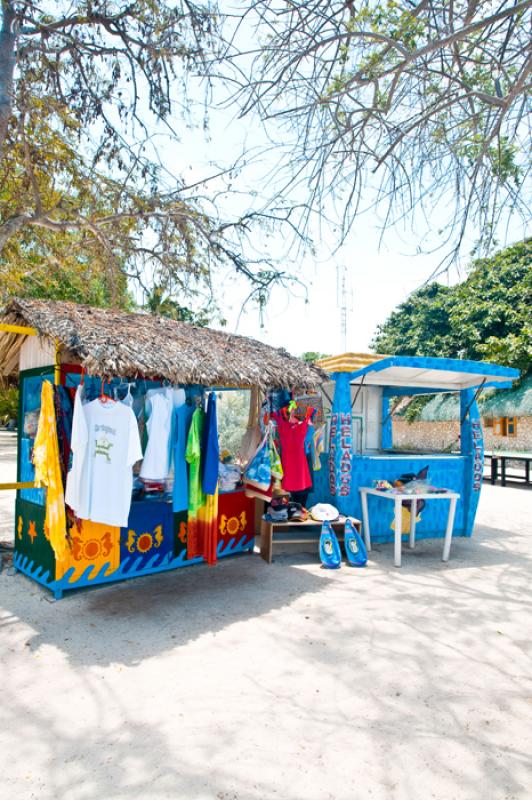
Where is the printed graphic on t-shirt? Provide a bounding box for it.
[93,424,116,463]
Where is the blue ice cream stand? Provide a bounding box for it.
[310,354,519,557]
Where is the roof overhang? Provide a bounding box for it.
[331,356,519,392]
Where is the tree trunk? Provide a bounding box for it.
[0,212,29,251]
[0,1,16,161]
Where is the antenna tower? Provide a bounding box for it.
[336,264,352,352]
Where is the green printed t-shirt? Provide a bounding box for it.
[185,408,206,515]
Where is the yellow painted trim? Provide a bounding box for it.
[0,482,36,490]
[316,352,388,373]
[0,323,37,336]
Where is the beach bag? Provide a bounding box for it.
[269,427,284,480]
[244,433,271,491]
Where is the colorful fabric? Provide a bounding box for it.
[186,407,206,516]
[53,384,74,491]
[33,380,68,561]
[269,425,283,480]
[173,402,194,512]
[273,412,311,492]
[312,423,326,471]
[202,392,220,495]
[198,488,219,566]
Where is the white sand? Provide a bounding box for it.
[1,430,531,799]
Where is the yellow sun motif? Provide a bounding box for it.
[17,516,23,540]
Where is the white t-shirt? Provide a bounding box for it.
[65,385,90,519]
[139,391,173,480]
[69,398,142,527]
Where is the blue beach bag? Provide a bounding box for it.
[244,433,271,491]
[319,520,342,569]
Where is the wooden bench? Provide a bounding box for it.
[259,515,361,564]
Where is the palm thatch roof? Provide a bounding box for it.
[0,298,326,390]
[395,376,532,421]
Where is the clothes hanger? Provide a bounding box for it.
[99,378,115,404]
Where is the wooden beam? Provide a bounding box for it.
[0,323,37,336]
[0,482,36,490]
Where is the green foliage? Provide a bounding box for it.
[372,239,532,377]
[1,2,280,314]
[217,390,250,460]
[143,286,219,326]
[0,386,18,423]
[403,396,432,424]
[0,103,131,307]
[301,351,330,364]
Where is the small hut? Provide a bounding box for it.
[0,298,324,599]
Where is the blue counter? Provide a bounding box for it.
[309,453,470,543]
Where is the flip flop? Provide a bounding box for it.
[344,518,367,567]
[319,520,342,569]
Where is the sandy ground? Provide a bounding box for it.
[1,430,531,800]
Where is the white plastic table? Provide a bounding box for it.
[359,488,460,567]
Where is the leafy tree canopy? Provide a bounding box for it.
[371,239,532,375]
[231,1,532,260]
[0,1,287,315]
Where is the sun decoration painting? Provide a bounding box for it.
[219,511,247,537]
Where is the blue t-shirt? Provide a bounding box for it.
[201,392,219,495]
[172,403,194,513]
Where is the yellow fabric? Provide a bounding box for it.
[33,380,68,561]
[56,518,120,581]
[390,505,421,534]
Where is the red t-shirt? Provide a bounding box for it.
[274,413,311,492]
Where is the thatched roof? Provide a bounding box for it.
[393,375,532,421]
[0,298,326,390]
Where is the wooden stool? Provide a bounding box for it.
[259,516,361,564]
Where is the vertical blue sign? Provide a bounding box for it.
[329,373,353,513]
